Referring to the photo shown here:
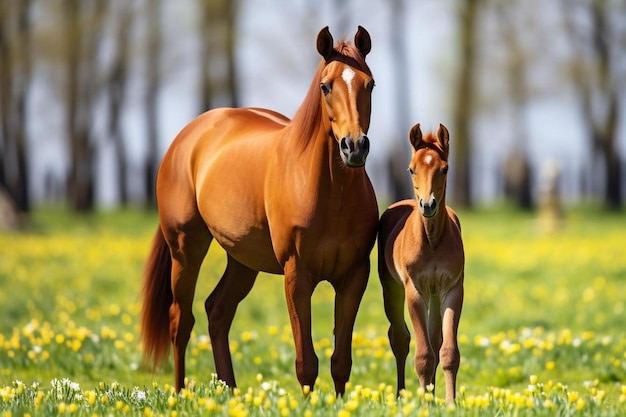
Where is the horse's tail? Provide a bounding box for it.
[140,226,172,369]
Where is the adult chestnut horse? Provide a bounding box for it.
[377,124,464,403]
[141,26,378,395]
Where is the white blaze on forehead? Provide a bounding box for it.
[424,154,433,165]
[342,68,355,95]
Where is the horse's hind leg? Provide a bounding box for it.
[205,255,258,388]
[164,220,212,392]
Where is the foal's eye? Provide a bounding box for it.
[442,166,449,175]
[320,82,331,95]
[408,168,414,176]
[366,80,375,93]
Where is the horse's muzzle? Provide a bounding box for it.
[340,135,370,167]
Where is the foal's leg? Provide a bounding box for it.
[283,260,318,392]
[165,222,212,392]
[331,262,369,395]
[205,255,258,388]
[427,295,443,392]
[406,285,437,391]
[439,279,464,403]
[379,269,410,393]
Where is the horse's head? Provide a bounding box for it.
[316,26,374,168]
[408,123,450,218]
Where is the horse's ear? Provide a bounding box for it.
[437,123,450,155]
[317,26,334,61]
[354,26,371,57]
[409,123,422,151]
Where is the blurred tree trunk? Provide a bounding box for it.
[199,0,239,111]
[451,0,480,208]
[0,3,12,197]
[387,0,412,203]
[144,0,161,208]
[224,0,239,108]
[589,1,621,209]
[199,0,215,111]
[496,0,533,210]
[564,0,623,209]
[0,0,32,213]
[108,3,132,206]
[65,0,106,212]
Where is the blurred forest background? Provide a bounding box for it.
[0,0,625,225]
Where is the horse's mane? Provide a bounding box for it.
[290,41,372,146]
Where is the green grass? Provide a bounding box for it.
[0,206,625,416]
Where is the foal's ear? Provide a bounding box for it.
[317,26,334,61]
[437,123,450,155]
[354,26,371,57]
[409,123,423,151]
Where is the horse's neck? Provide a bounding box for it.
[419,205,448,248]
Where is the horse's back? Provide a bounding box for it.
[378,199,416,279]
[167,107,288,156]
[158,107,288,194]
[379,199,415,238]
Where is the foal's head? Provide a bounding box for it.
[316,26,374,167]
[408,124,450,218]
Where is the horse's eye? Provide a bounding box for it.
[442,166,449,175]
[320,82,331,96]
[408,168,414,176]
[366,80,375,93]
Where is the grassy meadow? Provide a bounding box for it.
[0,206,625,416]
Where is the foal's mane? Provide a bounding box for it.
[416,132,448,161]
[290,40,372,147]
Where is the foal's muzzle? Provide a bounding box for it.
[340,135,370,167]
[419,195,438,218]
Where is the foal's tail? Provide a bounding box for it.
[140,226,172,369]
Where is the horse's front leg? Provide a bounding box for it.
[427,295,443,392]
[283,261,318,391]
[440,278,464,404]
[406,285,437,391]
[331,262,369,395]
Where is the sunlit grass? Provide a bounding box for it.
[0,207,625,415]
[1,376,625,416]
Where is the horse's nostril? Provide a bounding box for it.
[340,137,354,153]
[359,136,370,153]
